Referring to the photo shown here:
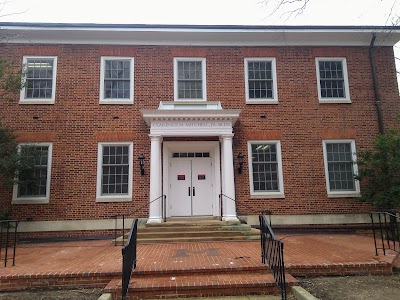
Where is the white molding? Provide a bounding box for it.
[2,26,400,46]
[247,140,285,198]
[315,57,351,103]
[20,56,57,104]
[174,57,207,101]
[99,56,134,104]
[96,142,133,202]
[244,57,278,104]
[12,142,53,204]
[163,141,221,218]
[322,139,360,197]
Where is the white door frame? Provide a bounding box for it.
[163,141,221,218]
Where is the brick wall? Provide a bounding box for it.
[0,44,399,226]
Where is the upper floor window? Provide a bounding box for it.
[316,58,350,103]
[247,141,284,198]
[244,58,278,104]
[20,56,57,104]
[96,142,133,202]
[12,143,53,204]
[174,58,206,101]
[322,140,360,197]
[100,57,134,104]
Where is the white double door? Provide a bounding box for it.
[169,157,213,217]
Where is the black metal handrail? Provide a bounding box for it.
[121,218,138,300]
[259,214,286,300]
[112,195,166,246]
[0,220,19,267]
[370,210,399,256]
[219,193,271,221]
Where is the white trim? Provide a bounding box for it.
[244,58,278,104]
[174,57,207,101]
[322,139,360,198]
[96,142,133,202]
[163,141,221,217]
[99,56,134,104]
[12,142,53,204]
[20,56,57,104]
[247,140,285,198]
[315,57,351,103]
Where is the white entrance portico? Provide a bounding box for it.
[141,101,241,224]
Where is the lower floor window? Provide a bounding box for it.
[13,143,52,202]
[323,140,359,196]
[96,142,133,201]
[248,141,284,197]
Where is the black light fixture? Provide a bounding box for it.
[237,152,244,174]
[138,154,145,176]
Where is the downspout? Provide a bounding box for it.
[368,33,384,134]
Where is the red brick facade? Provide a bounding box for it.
[0,34,399,228]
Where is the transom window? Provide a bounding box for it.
[323,140,360,197]
[172,152,210,158]
[96,143,133,202]
[174,58,206,101]
[245,58,278,103]
[100,57,134,104]
[248,141,284,198]
[13,143,53,203]
[20,56,57,104]
[316,58,350,102]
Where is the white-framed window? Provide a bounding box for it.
[174,58,207,101]
[322,140,360,197]
[96,142,133,202]
[247,141,284,198]
[20,56,57,104]
[316,57,350,103]
[99,57,134,104]
[12,143,53,204]
[244,58,278,104]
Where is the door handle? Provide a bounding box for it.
[193,187,195,196]
[188,187,191,196]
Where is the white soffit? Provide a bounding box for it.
[1,23,400,46]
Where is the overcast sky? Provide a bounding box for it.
[1,0,400,87]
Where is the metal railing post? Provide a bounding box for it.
[370,213,379,256]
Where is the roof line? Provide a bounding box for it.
[1,22,400,31]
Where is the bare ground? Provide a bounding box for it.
[300,273,400,300]
[0,288,103,300]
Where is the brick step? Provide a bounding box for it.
[136,230,257,239]
[146,220,241,227]
[105,272,298,299]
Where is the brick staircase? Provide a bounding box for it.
[105,265,297,299]
[115,217,261,244]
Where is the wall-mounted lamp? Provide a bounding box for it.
[237,152,244,174]
[138,154,145,176]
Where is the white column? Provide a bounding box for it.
[147,134,163,224]
[221,134,239,222]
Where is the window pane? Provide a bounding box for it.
[18,145,49,197]
[101,145,130,195]
[247,61,274,99]
[103,59,131,99]
[326,142,355,191]
[24,58,54,99]
[319,60,346,99]
[177,61,203,99]
[251,143,279,192]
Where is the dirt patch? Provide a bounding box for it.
[0,288,103,300]
[300,273,400,300]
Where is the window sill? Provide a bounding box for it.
[99,100,134,105]
[19,99,55,105]
[96,196,132,203]
[250,193,285,199]
[319,99,351,104]
[12,198,49,204]
[246,99,278,104]
[327,192,361,198]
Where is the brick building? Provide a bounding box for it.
[0,23,399,238]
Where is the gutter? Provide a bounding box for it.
[369,33,384,134]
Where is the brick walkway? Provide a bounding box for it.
[0,234,397,292]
